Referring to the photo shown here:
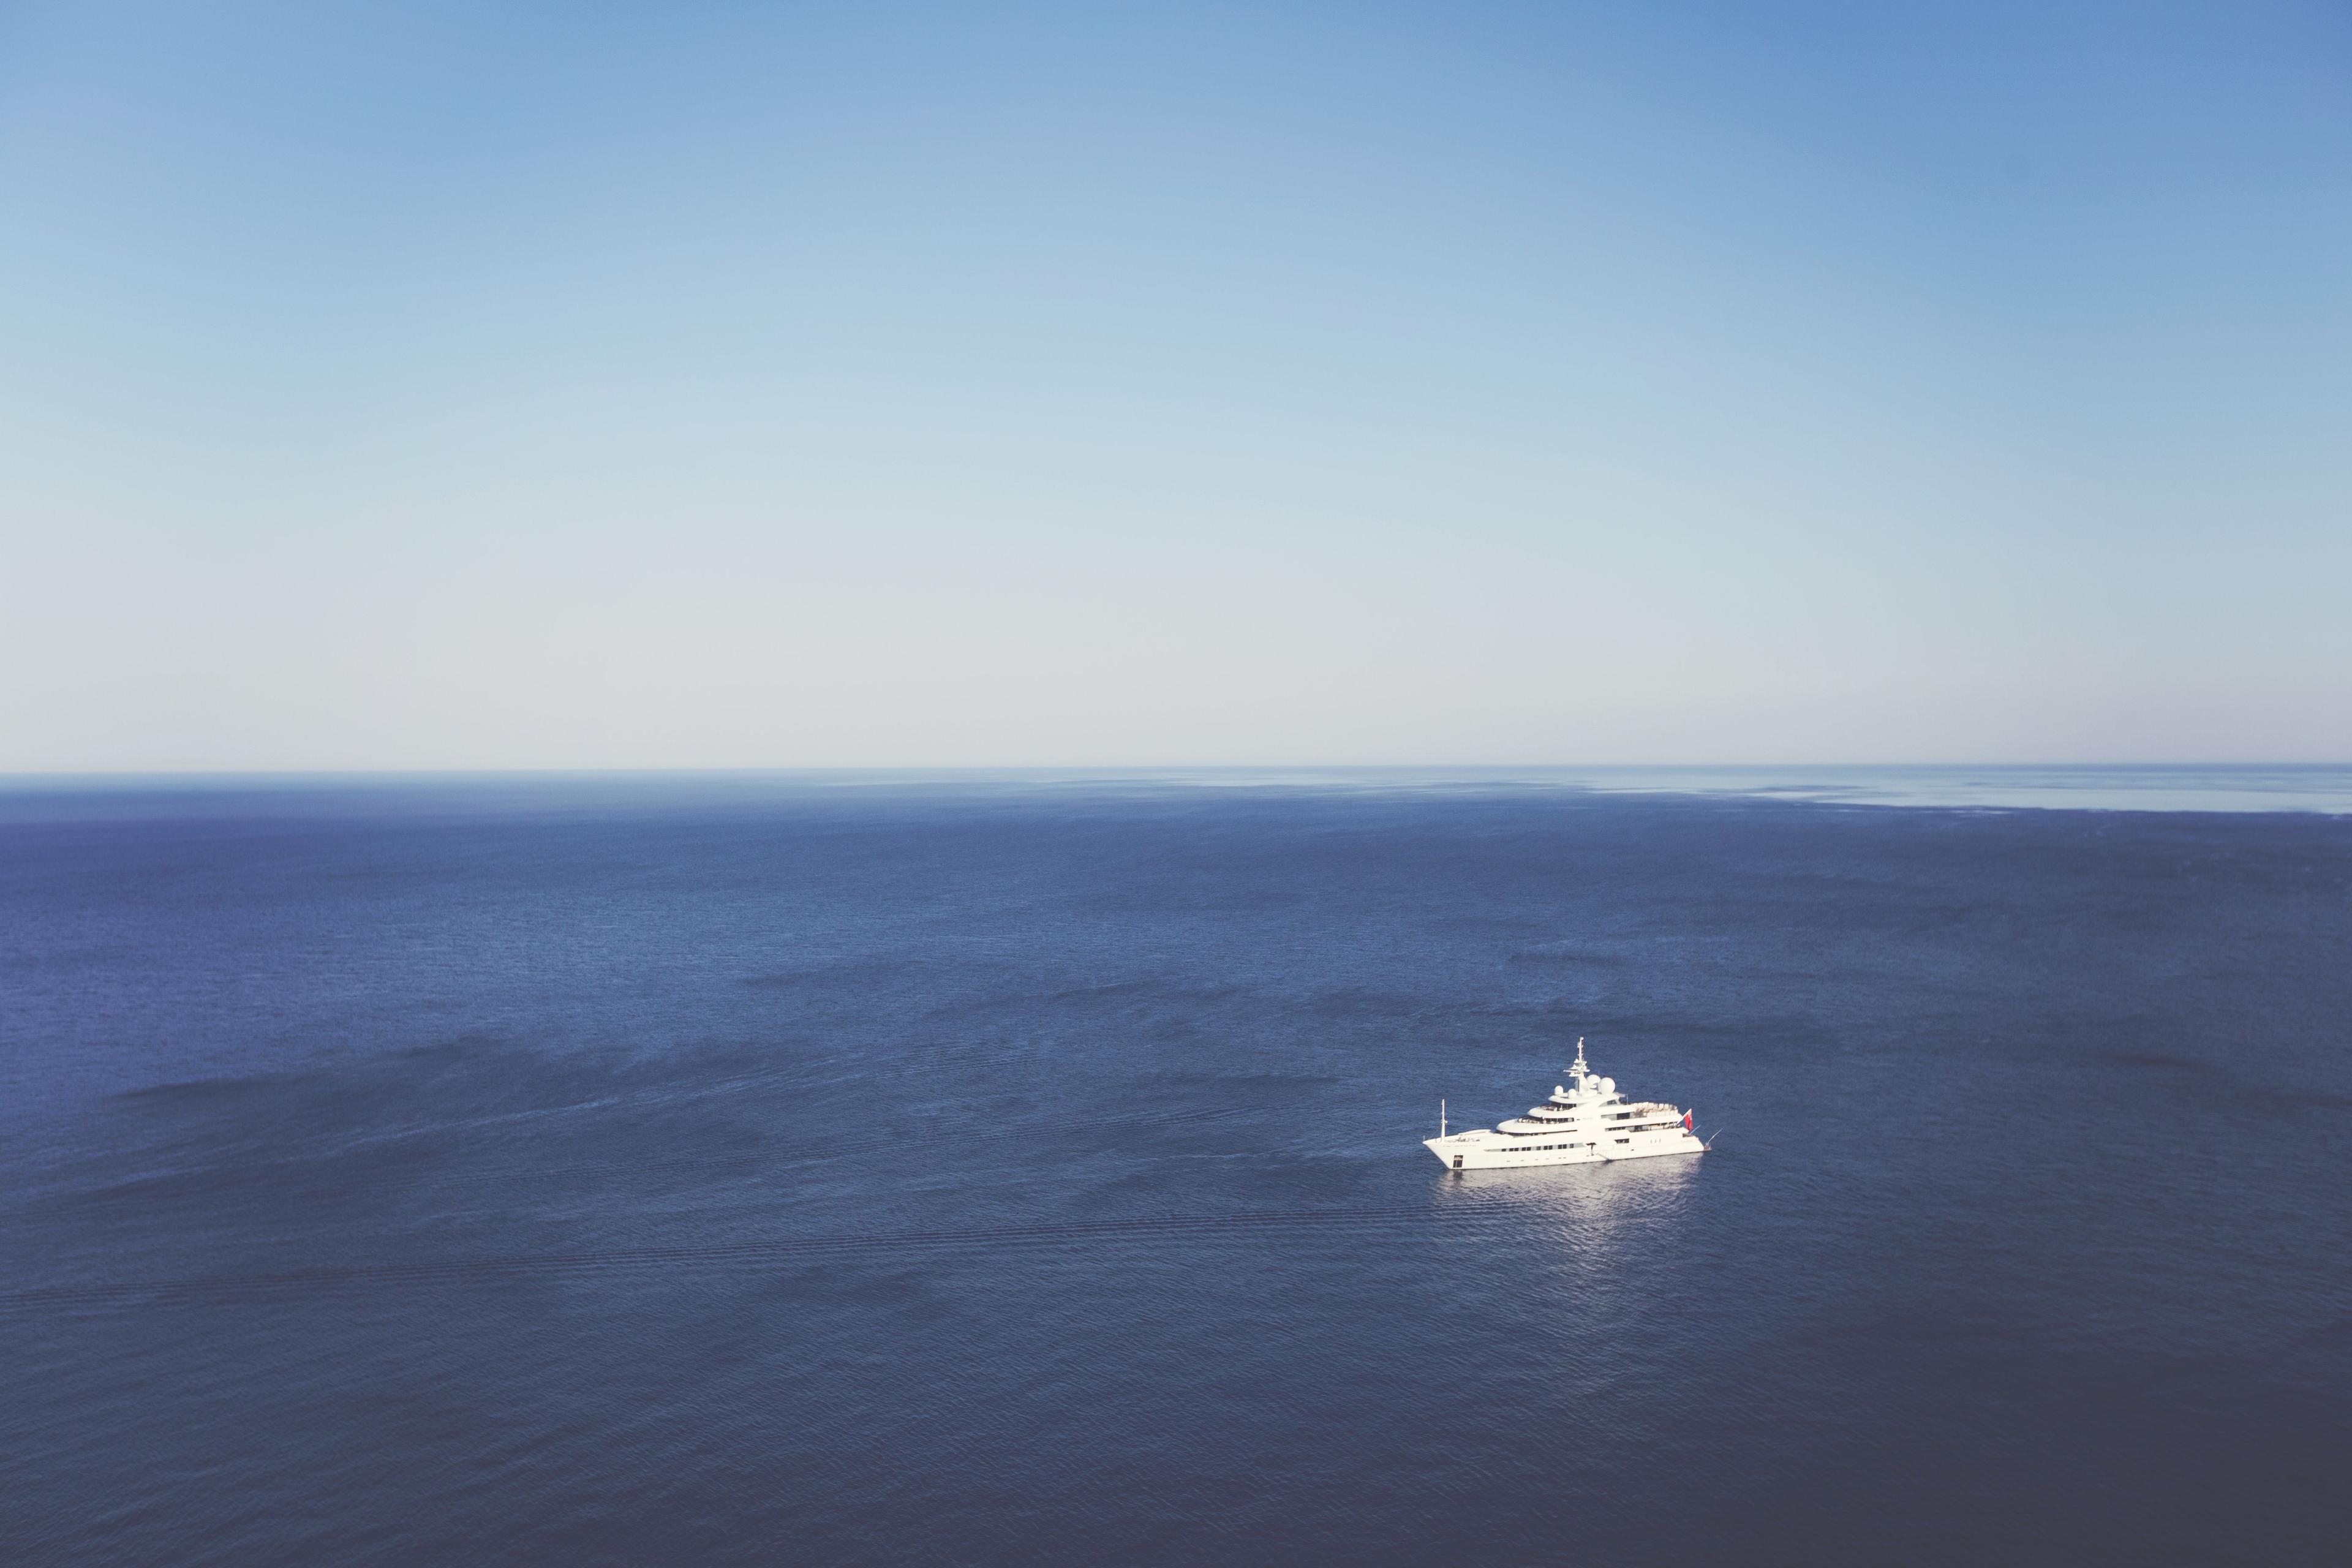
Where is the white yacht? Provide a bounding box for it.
[1425,1039,1705,1170]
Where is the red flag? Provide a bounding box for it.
[1684,1110,1694,1131]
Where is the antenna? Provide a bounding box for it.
[1440,1099,1446,1139]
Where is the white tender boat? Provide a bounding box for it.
[1425,1038,1705,1170]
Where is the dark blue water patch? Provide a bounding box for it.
[0,778,2346,1566]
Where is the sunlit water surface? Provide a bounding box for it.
[2,774,2346,1565]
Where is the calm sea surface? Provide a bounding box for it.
[2,772,2348,1565]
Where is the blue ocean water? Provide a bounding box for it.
[2,773,2347,1566]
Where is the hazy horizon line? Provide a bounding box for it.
[7,761,2351,781]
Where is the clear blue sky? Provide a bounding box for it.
[2,0,2346,767]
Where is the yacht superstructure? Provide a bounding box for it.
[1425,1039,1705,1169]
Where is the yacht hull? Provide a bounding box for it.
[1424,1130,1705,1169]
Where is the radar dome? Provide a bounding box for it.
[1599,1077,1615,1093]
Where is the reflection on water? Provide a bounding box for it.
[1546,764,2352,814]
[1431,1155,1703,1263]
[1182,764,2352,814]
